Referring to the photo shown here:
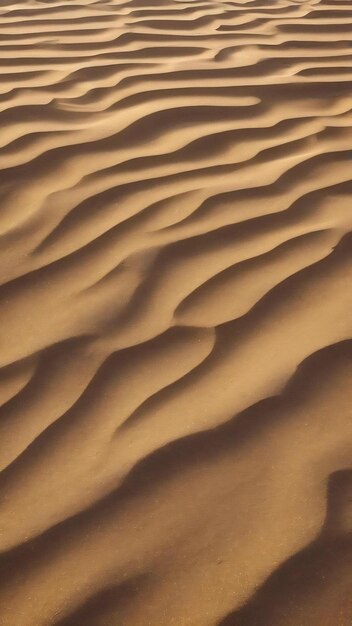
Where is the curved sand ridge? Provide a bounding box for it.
[0,0,352,624]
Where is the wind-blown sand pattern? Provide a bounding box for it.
[0,0,351,624]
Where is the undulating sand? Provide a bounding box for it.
[0,0,352,624]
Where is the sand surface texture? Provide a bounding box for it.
[0,0,352,624]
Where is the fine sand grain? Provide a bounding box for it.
[0,0,351,624]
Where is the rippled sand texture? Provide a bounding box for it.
[0,0,352,624]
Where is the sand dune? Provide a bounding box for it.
[0,0,351,624]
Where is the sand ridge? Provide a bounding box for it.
[0,0,351,624]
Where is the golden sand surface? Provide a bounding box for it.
[0,0,351,624]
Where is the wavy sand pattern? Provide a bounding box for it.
[0,0,352,624]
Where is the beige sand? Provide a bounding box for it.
[0,0,351,624]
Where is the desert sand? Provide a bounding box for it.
[0,0,351,624]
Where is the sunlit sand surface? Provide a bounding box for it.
[0,0,351,624]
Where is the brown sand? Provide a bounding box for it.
[0,0,351,624]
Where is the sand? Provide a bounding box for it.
[0,0,351,624]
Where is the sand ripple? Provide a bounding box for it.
[0,0,351,624]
